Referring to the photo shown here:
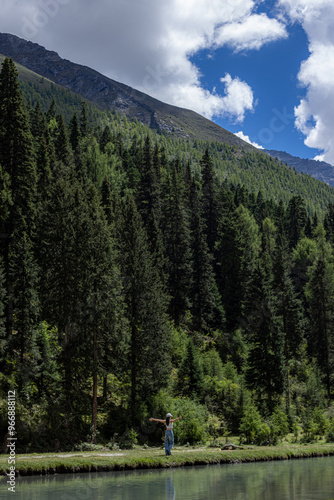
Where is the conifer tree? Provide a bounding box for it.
[189,180,224,332]
[286,195,308,249]
[161,167,193,324]
[69,113,81,151]
[137,135,161,230]
[54,114,72,166]
[0,57,38,338]
[305,225,334,399]
[177,338,204,397]
[80,101,89,137]
[200,149,219,254]
[118,196,171,424]
[78,184,126,442]
[324,203,334,244]
[243,257,285,413]
[46,99,56,122]
[216,204,260,331]
[38,166,84,425]
[100,125,113,153]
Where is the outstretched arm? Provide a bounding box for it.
[149,417,166,423]
[171,416,182,422]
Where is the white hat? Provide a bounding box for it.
[166,413,173,417]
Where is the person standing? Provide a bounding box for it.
[149,413,182,456]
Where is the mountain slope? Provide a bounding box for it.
[0,32,253,150]
[265,149,334,188]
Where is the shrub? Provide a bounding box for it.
[239,403,262,444]
[255,422,271,445]
[269,406,289,443]
[325,420,334,442]
[300,407,329,442]
[149,392,208,445]
[174,398,209,444]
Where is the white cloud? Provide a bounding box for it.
[0,0,285,123]
[235,131,264,149]
[219,74,255,122]
[214,13,288,52]
[279,0,334,164]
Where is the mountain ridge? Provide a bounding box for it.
[0,32,254,150]
[265,149,334,188]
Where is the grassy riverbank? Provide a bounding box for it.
[2,443,334,476]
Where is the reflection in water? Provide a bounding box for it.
[165,477,175,500]
[5,456,334,500]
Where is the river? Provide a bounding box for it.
[2,456,334,499]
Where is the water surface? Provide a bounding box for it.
[2,456,334,499]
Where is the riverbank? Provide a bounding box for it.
[2,443,334,476]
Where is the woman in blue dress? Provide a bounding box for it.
[149,413,182,455]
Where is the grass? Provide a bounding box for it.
[2,443,334,476]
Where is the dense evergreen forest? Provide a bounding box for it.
[1,57,334,452]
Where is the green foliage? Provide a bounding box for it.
[301,407,330,442]
[269,406,290,444]
[239,403,263,444]
[173,398,209,445]
[3,57,334,451]
[326,419,334,442]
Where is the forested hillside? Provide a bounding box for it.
[1,57,334,452]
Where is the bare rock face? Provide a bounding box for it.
[0,32,253,149]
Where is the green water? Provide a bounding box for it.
[2,456,334,499]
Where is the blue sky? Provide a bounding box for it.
[1,0,334,163]
[190,21,313,157]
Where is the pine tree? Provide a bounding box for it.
[38,166,85,425]
[286,195,308,249]
[118,196,171,424]
[69,113,81,151]
[0,57,39,339]
[78,184,126,442]
[273,244,306,410]
[177,339,204,397]
[80,101,89,138]
[305,225,334,399]
[54,114,72,166]
[216,204,260,331]
[200,149,219,254]
[243,257,286,413]
[137,135,161,230]
[161,167,193,324]
[100,125,113,153]
[324,203,334,244]
[189,180,224,332]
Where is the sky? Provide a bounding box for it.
[1,0,334,163]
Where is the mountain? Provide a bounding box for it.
[265,149,334,188]
[0,32,253,150]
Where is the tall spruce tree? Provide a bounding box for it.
[200,149,219,254]
[118,196,171,424]
[305,225,334,399]
[78,184,126,442]
[286,195,309,249]
[0,57,39,341]
[189,180,224,332]
[161,167,193,325]
[243,256,286,413]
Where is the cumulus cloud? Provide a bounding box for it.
[0,0,288,122]
[219,74,255,122]
[234,131,264,149]
[214,13,288,52]
[279,0,334,163]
